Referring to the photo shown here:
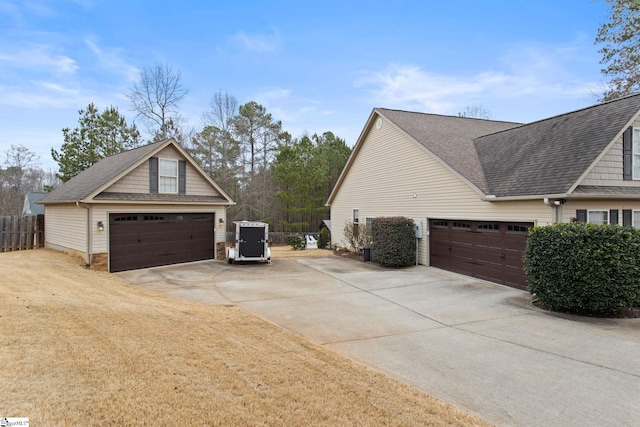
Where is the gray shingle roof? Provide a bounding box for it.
[475,94,640,197]
[377,94,640,198]
[377,108,521,193]
[572,185,640,196]
[40,140,169,204]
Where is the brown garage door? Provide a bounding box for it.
[109,213,215,272]
[429,219,533,290]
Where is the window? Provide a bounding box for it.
[507,224,530,233]
[477,223,500,231]
[587,210,609,225]
[159,159,178,193]
[633,211,640,228]
[365,217,373,233]
[634,128,640,179]
[353,209,359,224]
[453,221,471,229]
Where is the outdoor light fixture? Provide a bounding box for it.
[219,218,224,226]
[97,221,104,231]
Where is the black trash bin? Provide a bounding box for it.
[363,246,371,262]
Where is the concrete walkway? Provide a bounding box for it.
[118,251,640,427]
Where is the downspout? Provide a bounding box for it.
[543,198,558,223]
[543,198,568,223]
[76,201,91,265]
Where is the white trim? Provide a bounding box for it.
[587,209,609,225]
[633,210,640,228]
[633,127,640,180]
[159,158,178,194]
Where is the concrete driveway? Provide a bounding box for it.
[117,250,640,427]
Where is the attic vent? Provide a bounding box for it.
[376,118,382,129]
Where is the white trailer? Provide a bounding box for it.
[227,221,271,264]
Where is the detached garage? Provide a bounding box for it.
[39,138,234,272]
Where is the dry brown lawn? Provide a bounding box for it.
[0,249,492,426]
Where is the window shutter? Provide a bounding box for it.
[623,127,633,180]
[576,209,587,222]
[610,209,619,225]
[178,160,186,195]
[149,157,158,194]
[623,209,632,226]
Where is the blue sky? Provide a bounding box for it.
[1,0,612,170]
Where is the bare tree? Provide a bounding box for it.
[1,145,40,215]
[202,91,238,130]
[343,221,371,252]
[128,63,188,140]
[458,105,492,119]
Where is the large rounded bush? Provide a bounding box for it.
[524,222,640,314]
[371,217,416,267]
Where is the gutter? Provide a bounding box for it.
[483,193,569,202]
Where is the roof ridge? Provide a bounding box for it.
[376,107,521,126]
[476,93,640,141]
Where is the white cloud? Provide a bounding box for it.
[0,44,78,73]
[85,37,139,81]
[233,30,280,53]
[0,81,82,108]
[355,41,601,117]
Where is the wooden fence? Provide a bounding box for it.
[0,215,45,252]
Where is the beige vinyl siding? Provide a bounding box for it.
[44,204,88,253]
[106,146,221,196]
[91,204,227,254]
[330,114,553,264]
[581,118,640,187]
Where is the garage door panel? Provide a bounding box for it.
[429,219,532,290]
[109,213,215,272]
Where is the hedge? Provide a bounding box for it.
[523,222,640,314]
[371,217,416,267]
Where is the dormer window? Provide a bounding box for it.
[159,159,178,193]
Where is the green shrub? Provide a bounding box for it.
[285,234,306,250]
[371,217,416,267]
[319,227,330,249]
[524,222,640,314]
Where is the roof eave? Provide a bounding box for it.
[327,108,489,205]
[89,199,235,206]
[484,192,640,201]
[483,193,569,202]
[326,109,380,205]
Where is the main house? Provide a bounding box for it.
[39,138,234,272]
[327,94,640,290]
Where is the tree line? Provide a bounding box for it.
[32,64,351,232]
[3,0,639,219]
